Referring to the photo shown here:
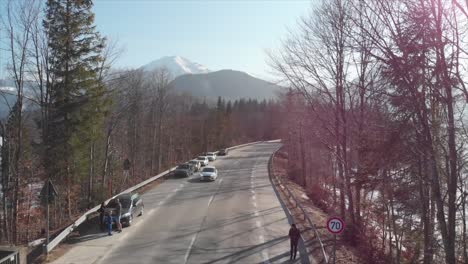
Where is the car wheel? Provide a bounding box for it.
[139,207,144,216]
[128,214,133,226]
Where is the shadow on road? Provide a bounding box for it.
[64,215,114,244]
[198,236,292,264]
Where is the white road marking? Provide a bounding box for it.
[254,211,259,217]
[250,190,255,194]
[184,178,222,264]
[258,234,270,264]
[184,235,197,264]
[256,220,262,228]
[253,201,257,207]
[252,196,256,201]
[207,195,215,207]
[262,251,270,264]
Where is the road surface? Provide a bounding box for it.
[51,142,310,264]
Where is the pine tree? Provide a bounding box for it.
[43,0,106,217]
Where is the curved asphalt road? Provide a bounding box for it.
[51,142,309,264]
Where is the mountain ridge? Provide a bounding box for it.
[170,69,279,100]
[140,56,210,77]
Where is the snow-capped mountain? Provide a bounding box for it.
[140,56,210,78]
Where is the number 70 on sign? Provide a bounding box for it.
[327,217,345,234]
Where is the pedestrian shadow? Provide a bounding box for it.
[258,252,301,264]
[64,214,114,244]
[193,235,309,264]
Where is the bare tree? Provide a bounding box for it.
[147,68,172,175]
[2,0,40,244]
[270,0,358,228]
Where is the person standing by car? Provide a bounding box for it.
[289,224,301,260]
[98,202,106,231]
[116,198,123,233]
[105,209,113,236]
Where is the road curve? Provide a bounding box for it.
[51,142,310,264]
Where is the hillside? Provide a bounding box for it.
[170,69,279,100]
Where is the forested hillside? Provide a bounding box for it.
[271,0,468,263]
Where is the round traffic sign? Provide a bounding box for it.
[327,217,345,234]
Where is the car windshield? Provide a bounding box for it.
[177,164,190,169]
[109,198,131,208]
[120,199,131,208]
[202,168,215,172]
[197,157,205,160]
[189,161,196,164]
[207,153,214,156]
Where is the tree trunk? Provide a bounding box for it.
[88,141,94,204]
[102,127,112,185]
[157,117,163,173]
[299,123,307,187]
[419,155,432,264]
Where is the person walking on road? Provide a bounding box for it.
[289,224,301,260]
[115,198,123,233]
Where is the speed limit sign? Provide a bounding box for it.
[327,217,345,234]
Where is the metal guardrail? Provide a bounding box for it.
[0,249,19,264]
[268,147,329,263]
[46,166,176,253]
[45,140,268,253]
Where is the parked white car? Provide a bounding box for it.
[206,152,217,161]
[199,166,218,181]
[196,156,209,166]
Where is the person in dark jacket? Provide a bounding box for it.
[115,199,122,233]
[98,202,106,231]
[289,224,301,260]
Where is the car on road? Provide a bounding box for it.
[197,156,209,166]
[173,163,193,178]
[206,152,217,161]
[189,159,201,172]
[199,166,218,181]
[107,192,144,227]
[218,148,228,156]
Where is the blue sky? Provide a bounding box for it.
[93,0,312,79]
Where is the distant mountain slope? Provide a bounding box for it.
[170,70,279,100]
[140,56,210,78]
[0,80,40,120]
